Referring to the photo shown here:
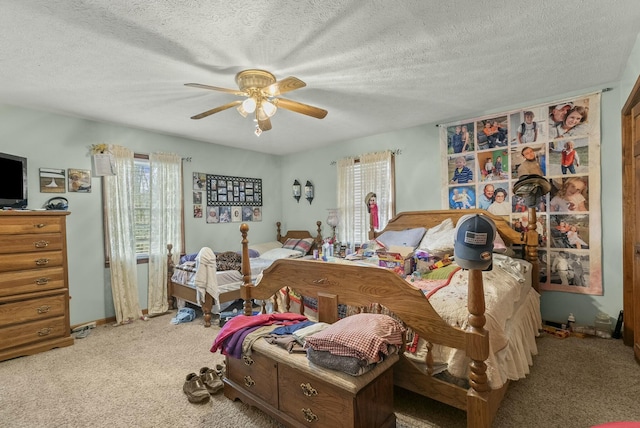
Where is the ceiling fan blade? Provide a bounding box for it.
[263,76,306,97]
[190,100,242,120]
[275,98,328,119]
[257,117,272,131]
[185,83,247,96]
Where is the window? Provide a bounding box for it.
[102,153,167,266]
[337,151,395,246]
[133,157,150,258]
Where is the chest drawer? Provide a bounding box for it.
[226,352,278,408]
[278,367,354,428]
[0,233,63,254]
[0,251,63,273]
[0,292,66,326]
[0,267,65,297]
[0,315,67,351]
[0,216,63,235]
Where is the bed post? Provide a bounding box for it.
[466,268,491,428]
[315,220,323,248]
[276,221,283,242]
[239,223,254,316]
[525,206,541,293]
[166,244,175,309]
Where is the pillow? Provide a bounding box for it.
[259,247,304,260]
[236,249,260,258]
[376,227,427,249]
[179,252,198,264]
[215,251,241,272]
[248,241,283,256]
[282,237,314,255]
[418,218,455,256]
[305,313,405,363]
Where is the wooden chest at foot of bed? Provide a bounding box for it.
[223,344,397,428]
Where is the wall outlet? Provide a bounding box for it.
[71,321,96,332]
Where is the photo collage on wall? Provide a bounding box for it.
[192,172,262,224]
[440,93,602,295]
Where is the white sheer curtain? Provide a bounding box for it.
[147,152,182,316]
[337,150,394,245]
[104,145,143,325]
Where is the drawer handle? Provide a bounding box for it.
[243,375,255,388]
[34,223,46,229]
[38,327,53,336]
[301,408,318,423]
[242,356,254,366]
[300,383,317,397]
[37,305,51,314]
[34,240,50,248]
[35,277,50,285]
[35,258,50,266]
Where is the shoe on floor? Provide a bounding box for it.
[199,367,223,394]
[171,307,196,325]
[214,362,226,379]
[183,373,210,403]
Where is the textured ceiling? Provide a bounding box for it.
[1,1,640,155]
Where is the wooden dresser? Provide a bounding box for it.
[0,211,73,362]
[224,340,397,428]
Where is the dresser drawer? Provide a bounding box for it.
[0,216,63,235]
[226,352,278,408]
[0,251,63,273]
[0,233,63,254]
[0,292,66,327]
[0,315,68,351]
[278,367,354,428]
[0,267,65,297]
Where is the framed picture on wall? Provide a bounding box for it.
[40,168,66,193]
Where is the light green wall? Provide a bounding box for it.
[2,33,639,327]
[281,35,640,327]
[0,106,281,325]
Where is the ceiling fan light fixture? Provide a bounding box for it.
[254,126,262,137]
[262,100,277,118]
[242,97,257,114]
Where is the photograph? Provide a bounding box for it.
[40,168,66,193]
[242,206,253,221]
[511,144,546,178]
[448,186,475,210]
[549,176,589,212]
[550,214,590,249]
[67,168,91,192]
[478,149,508,182]
[446,122,474,154]
[448,155,475,185]
[475,115,508,150]
[193,172,206,190]
[252,206,262,222]
[193,205,202,218]
[231,206,241,223]
[219,206,231,223]
[509,107,546,144]
[548,98,590,139]
[547,137,589,176]
[193,191,202,204]
[206,206,219,224]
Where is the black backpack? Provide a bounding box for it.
[520,121,537,134]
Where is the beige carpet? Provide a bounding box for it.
[0,311,639,428]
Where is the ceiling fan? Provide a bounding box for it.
[185,69,328,136]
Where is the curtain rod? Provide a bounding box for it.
[329,149,401,166]
[435,88,611,127]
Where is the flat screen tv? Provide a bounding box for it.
[0,152,28,209]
